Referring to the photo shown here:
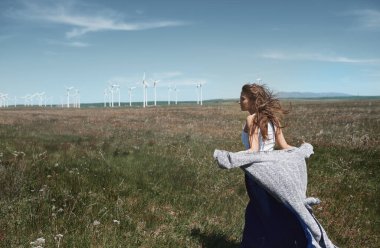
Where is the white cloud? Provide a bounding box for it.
[261,52,380,64]
[8,2,188,38]
[348,9,380,30]
[66,41,89,47]
[45,39,90,47]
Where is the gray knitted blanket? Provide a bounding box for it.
[213,143,337,248]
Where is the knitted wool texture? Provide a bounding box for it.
[213,143,337,248]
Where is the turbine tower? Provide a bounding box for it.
[153,80,160,106]
[65,86,74,108]
[196,83,200,104]
[108,83,120,107]
[200,83,204,106]
[128,86,136,107]
[142,73,148,108]
[197,82,206,106]
[167,85,172,105]
[104,88,108,107]
[174,85,178,105]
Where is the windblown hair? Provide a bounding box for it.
[242,83,289,140]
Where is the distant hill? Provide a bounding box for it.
[276,91,352,98]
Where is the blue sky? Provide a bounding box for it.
[0,0,379,104]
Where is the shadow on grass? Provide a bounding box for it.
[191,228,240,248]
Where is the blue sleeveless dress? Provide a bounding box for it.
[240,127,307,248]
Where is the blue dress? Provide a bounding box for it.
[240,131,308,248]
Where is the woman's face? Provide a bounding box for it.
[240,92,251,111]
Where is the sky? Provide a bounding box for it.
[0,0,379,104]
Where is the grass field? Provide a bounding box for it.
[0,99,379,247]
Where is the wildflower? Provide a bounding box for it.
[55,234,63,239]
[30,237,45,247]
[113,220,120,225]
[54,234,63,247]
[93,220,100,226]
[54,163,59,167]
[57,208,64,213]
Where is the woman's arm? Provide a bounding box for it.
[275,127,293,149]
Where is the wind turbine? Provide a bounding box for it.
[30,93,39,107]
[167,85,172,105]
[113,84,121,107]
[196,83,200,104]
[142,73,149,108]
[65,86,74,108]
[72,89,80,108]
[36,92,45,107]
[128,86,136,107]
[0,93,8,108]
[104,88,108,107]
[198,82,206,106]
[174,85,178,105]
[153,80,160,106]
[20,94,29,107]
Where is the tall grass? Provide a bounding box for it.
[0,100,379,247]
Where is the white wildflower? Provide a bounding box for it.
[54,163,59,167]
[113,220,120,225]
[55,234,63,239]
[55,233,63,248]
[93,220,100,226]
[31,237,45,247]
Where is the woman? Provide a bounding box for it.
[239,83,307,248]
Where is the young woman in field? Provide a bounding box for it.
[239,83,307,247]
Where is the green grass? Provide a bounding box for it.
[0,100,379,247]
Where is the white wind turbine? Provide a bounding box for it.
[111,83,121,107]
[72,89,80,108]
[142,73,149,108]
[104,88,109,107]
[36,92,45,107]
[128,86,136,107]
[167,85,172,105]
[198,82,206,106]
[174,85,179,105]
[0,93,8,108]
[153,80,160,106]
[196,83,200,104]
[65,86,74,108]
[30,93,38,107]
[20,94,31,107]
[108,84,114,107]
